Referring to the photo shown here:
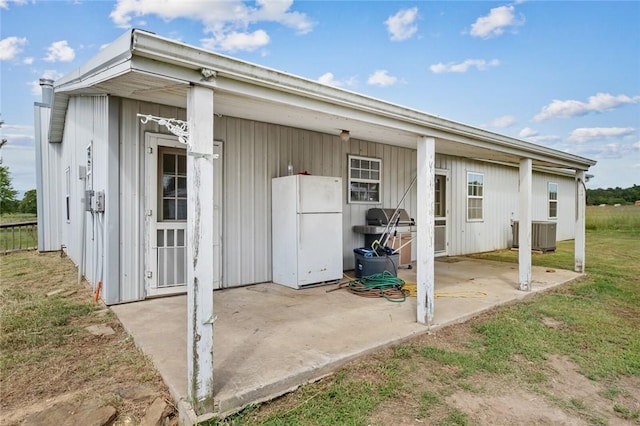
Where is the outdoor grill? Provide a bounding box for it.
[352,208,416,269]
[352,208,415,235]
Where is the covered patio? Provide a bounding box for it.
[111,257,582,423]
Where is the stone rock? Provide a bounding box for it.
[116,384,158,402]
[139,397,169,426]
[86,324,116,336]
[22,399,117,426]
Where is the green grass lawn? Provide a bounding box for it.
[213,207,640,425]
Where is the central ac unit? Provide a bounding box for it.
[512,221,557,252]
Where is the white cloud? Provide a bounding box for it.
[469,5,525,39]
[202,30,269,52]
[317,72,358,88]
[110,0,314,52]
[576,141,640,160]
[1,0,28,9]
[367,70,398,87]
[29,70,64,95]
[430,58,499,74]
[385,7,419,41]
[0,36,27,61]
[490,115,516,128]
[568,127,636,143]
[524,134,562,145]
[534,92,640,122]
[22,57,33,65]
[519,127,538,138]
[44,40,75,62]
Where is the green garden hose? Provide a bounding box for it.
[340,271,407,302]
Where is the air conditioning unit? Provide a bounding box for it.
[512,221,557,252]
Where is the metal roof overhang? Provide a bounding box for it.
[50,29,596,172]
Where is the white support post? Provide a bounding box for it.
[575,170,586,273]
[186,85,216,414]
[518,158,532,291]
[417,136,435,325]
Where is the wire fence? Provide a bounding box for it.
[1,221,38,254]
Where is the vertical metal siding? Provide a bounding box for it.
[447,157,520,255]
[51,95,584,302]
[445,158,578,256]
[58,96,109,292]
[34,105,64,251]
[216,116,420,286]
[531,172,576,240]
[119,99,185,302]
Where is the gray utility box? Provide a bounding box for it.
[354,250,399,278]
[512,221,557,252]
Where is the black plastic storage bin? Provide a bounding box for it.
[353,248,399,278]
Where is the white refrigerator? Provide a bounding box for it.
[272,175,343,288]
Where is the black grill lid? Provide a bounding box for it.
[366,208,413,226]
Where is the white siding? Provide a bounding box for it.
[532,172,576,241]
[444,157,577,256]
[213,116,420,286]
[58,96,110,293]
[108,99,581,300]
[34,104,63,251]
[120,99,186,301]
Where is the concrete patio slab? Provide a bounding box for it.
[111,257,581,423]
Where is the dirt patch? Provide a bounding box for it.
[365,341,639,426]
[0,251,177,425]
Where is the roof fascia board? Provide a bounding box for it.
[49,30,134,143]
[55,30,134,91]
[130,30,595,170]
[213,78,593,170]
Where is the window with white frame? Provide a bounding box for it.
[548,182,558,219]
[467,172,483,221]
[65,167,71,222]
[348,155,381,203]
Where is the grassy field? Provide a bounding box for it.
[0,213,37,225]
[212,207,640,425]
[585,205,640,231]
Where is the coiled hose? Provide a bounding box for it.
[339,271,407,302]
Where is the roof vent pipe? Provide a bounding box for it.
[39,78,54,106]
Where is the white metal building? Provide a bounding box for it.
[35,29,595,411]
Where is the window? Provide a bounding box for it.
[65,167,71,222]
[435,175,445,217]
[467,172,483,221]
[159,148,187,221]
[348,155,381,203]
[548,182,558,219]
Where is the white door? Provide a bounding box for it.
[434,173,449,256]
[145,134,223,297]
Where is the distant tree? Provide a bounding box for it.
[587,185,640,205]
[0,164,18,214]
[20,189,37,214]
[0,120,19,214]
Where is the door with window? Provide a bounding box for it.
[145,133,222,297]
[434,173,449,255]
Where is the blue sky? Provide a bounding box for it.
[1,0,639,197]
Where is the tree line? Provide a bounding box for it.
[1,120,37,215]
[587,185,640,206]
